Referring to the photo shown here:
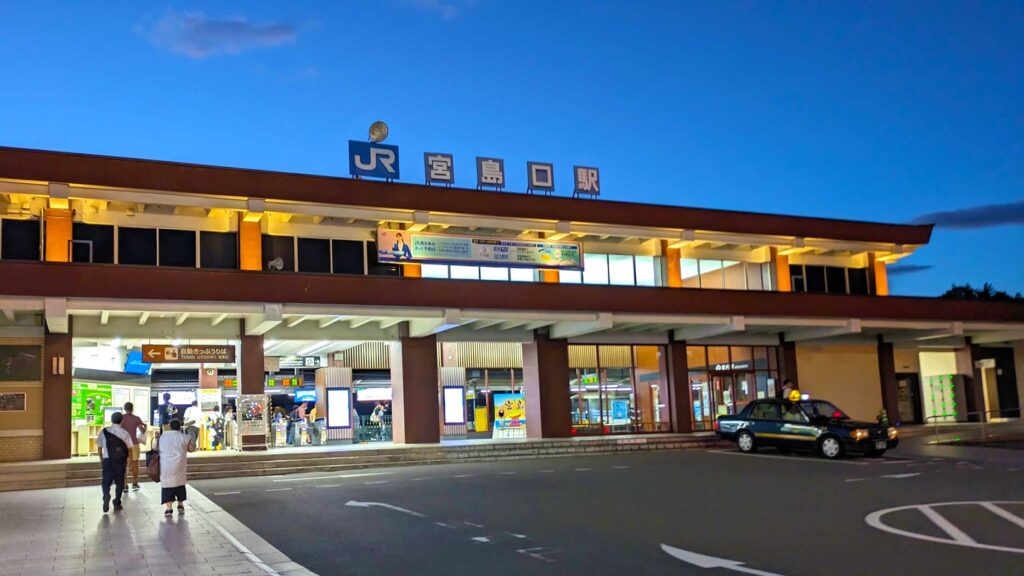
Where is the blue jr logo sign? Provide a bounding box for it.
[349,140,400,180]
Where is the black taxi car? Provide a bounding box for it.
[716,398,899,459]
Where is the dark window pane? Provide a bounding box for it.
[804,265,826,293]
[848,268,869,295]
[200,231,238,269]
[118,227,156,266]
[158,229,196,267]
[332,239,364,274]
[825,267,847,295]
[297,237,330,273]
[262,235,294,272]
[1,218,40,261]
[789,264,804,293]
[366,241,399,276]
[71,223,114,263]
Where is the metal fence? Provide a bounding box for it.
[354,415,392,443]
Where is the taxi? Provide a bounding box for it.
[715,394,899,459]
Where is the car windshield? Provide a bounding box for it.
[798,400,849,420]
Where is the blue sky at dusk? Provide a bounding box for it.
[1,1,1021,296]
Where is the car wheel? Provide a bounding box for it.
[736,431,756,453]
[818,435,844,460]
[865,449,885,458]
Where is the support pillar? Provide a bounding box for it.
[778,333,799,395]
[44,207,73,263]
[877,336,900,424]
[43,322,72,460]
[667,341,693,433]
[523,330,571,439]
[661,240,682,288]
[965,337,986,421]
[239,215,262,271]
[540,269,559,283]
[389,325,439,444]
[239,319,266,450]
[769,247,791,292]
[869,253,889,296]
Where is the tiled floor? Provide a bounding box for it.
[0,483,315,576]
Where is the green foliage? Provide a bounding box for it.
[940,283,1024,302]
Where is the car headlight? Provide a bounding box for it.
[888,427,898,440]
[851,429,869,441]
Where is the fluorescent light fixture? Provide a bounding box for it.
[172,339,182,347]
[111,338,121,348]
[296,340,330,356]
[263,340,277,349]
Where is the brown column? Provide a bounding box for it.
[667,341,693,433]
[43,323,72,460]
[877,336,900,423]
[661,240,682,288]
[239,320,266,450]
[770,247,791,292]
[778,333,799,395]
[523,330,571,439]
[389,325,440,444]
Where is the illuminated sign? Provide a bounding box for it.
[349,140,399,180]
[573,165,600,197]
[443,387,465,425]
[357,387,393,402]
[326,388,351,429]
[424,152,454,185]
[376,228,582,270]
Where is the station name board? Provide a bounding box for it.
[376,228,582,270]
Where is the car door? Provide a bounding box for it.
[747,401,784,448]
[778,402,819,450]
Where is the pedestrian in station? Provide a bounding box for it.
[183,400,202,447]
[158,419,195,516]
[96,411,133,513]
[119,402,147,491]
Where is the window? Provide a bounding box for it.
[297,237,330,273]
[480,267,509,281]
[200,231,238,269]
[72,223,114,263]
[826,266,847,294]
[0,219,40,261]
[510,268,536,282]
[118,227,156,266]
[635,256,656,287]
[559,269,582,284]
[681,258,700,288]
[331,240,364,275]
[366,241,399,276]
[722,260,745,290]
[608,254,635,286]
[698,260,724,289]
[750,402,781,420]
[848,268,869,295]
[262,235,295,272]
[421,264,448,278]
[745,262,763,290]
[450,265,480,280]
[789,264,805,292]
[761,262,773,291]
[583,253,609,285]
[158,229,196,267]
[804,265,826,293]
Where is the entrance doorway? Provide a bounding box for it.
[896,373,922,424]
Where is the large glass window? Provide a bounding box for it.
[699,260,724,289]
[569,345,669,435]
[158,229,196,267]
[118,227,156,266]
[331,239,364,274]
[583,253,609,285]
[71,223,114,263]
[509,268,536,282]
[199,231,237,269]
[0,219,40,261]
[421,264,449,278]
[848,267,869,295]
[480,267,510,281]
[559,269,582,284]
[686,345,782,430]
[608,254,635,286]
[681,258,700,288]
[635,256,657,287]
[297,237,330,273]
[366,241,399,276]
[825,266,847,295]
[450,265,480,280]
[722,260,745,290]
[789,264,869,295]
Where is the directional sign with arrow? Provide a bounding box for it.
[661,544,787,576]
[142,345,235,363]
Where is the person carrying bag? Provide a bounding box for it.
[146,435,161,483]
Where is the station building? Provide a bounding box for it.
[0,146,1022,462]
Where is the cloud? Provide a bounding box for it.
[886,264,934,276]
[145,11,297,59]
[407,0,478,19]
[911,199,1024,229]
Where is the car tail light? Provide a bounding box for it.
[832,411,843,419]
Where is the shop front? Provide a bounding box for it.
[567,344,671,436]
[686,345,782,430]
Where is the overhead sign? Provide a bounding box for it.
[424,152,454,185]
[376,228,582,270]
[349,140,400,180]
[476,157,505,189]
[278,356,322,369]
[527,162,555,193]
[142,345,236,363]
[573,165,600,197]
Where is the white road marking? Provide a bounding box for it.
[435,522,452,528]
[661,543,786,575]
[980,502,1024,530]
[345,500,426,518]
[315,484,340,488]
[706,449,866,465]
[464,521,484,528]
[265,488,292,492]
[499,472,517,475]
[612,465,630,469]
[574,468,592,472]
[454,474,476,478]
[881,473,921,479]
[506,532,528,539]
[364,480,389,485]
[517,547,559,563]
[411,477,432,481]
[538,469,555,473]
[844,478,868,483]
[273,472,393,483]
[865,501,1024,554]
[213,491,241,496]
[472,537,491,543]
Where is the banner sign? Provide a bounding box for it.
[142,345,236,363]
[0,392,26,412]
[349,140,399,180]
[493,393,525,430]
[376,228,582,270]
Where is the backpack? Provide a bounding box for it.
[103,428,129,463]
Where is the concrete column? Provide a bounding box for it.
[1014,342,1024,420]
[877,337,900,423]
[239,320,266,450]
[523,330,571,439]
[963,338,986,421]
[778,334,799,395]
[43,323,72,460]
[238,215,262,271]
[389,326,439,444]
[661,240,682,288]
[869,253,889,296]
[667,341,693,433]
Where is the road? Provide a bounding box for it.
[194,448,1024,576]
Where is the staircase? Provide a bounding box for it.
[0,433,720,492]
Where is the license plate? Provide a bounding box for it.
[874,441,887,450]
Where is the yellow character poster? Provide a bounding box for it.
[493,393,525,436]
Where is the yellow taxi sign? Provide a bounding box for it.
[788,389,803,402]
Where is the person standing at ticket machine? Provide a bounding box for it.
[158,393,179,431]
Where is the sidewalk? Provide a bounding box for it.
[0,483,315,576]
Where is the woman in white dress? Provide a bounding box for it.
[159,419,195,516]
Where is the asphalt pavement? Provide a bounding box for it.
[194,447,1024,576]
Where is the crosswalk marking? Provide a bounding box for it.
[980,502,1024,530]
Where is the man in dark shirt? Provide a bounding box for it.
[159,392,179,430]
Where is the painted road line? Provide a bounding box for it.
[538,469,555,473]
[463,521,484,528]
[612,465,630,469]
[472,536,491,543]
[454,474,476,478]
[435,522,453,528]
[865,501,1024,554]
[844,478,868,483]
[315,484,341,488]
[499,471,517,475]
[661,543,785,575]
[919,506,977,544]
[411,477,432,481]
[980,502,1024,530]
[881,473,922,479]
[213,491,241,496]
[574,468,592,471]
[265,488,292,492]
[516,547,559,563]
[273,471,393,483]
[345,500,426,518]
[506,532,528,539]
[365,480,389,485]
[706,449,867,465]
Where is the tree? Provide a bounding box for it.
[940,283,1024,302]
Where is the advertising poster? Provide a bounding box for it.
[376,228,582,270]
[493,393,526,430]
[443,387,466,425]
[0,346,42,381]
[0,393,26,412]
[237,394,267,435]
[72,383,113,423]
[326,388,351,429]
[198,389,222,412]
[611,399,630,423]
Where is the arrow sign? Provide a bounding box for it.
[661,544,786,576]
[345,500,426,518]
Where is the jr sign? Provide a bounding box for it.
[349,140,400,180]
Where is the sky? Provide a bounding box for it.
[0,1,1021,296]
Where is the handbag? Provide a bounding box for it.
[145,436,160,483]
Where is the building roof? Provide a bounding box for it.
[0,146,933,246]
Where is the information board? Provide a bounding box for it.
[376,228,582,270]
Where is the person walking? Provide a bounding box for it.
[96,411,133,513]
[158,419,195,516]
[119,402,147,491]
[183,400,202,447]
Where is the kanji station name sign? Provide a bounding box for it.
[142,345,236,363]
